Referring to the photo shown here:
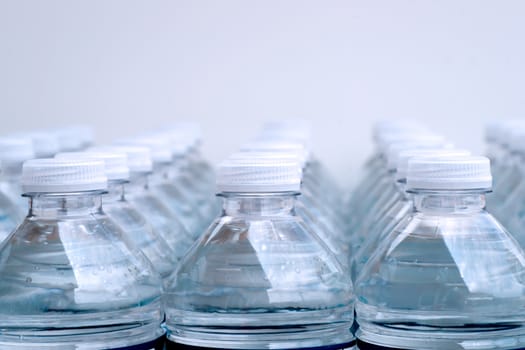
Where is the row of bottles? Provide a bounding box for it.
[2,119,524,349]
[0,123,216,349]
[351,120,525,350]
[163,120,355,349]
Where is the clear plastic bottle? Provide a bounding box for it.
[487,123,525,219]
[0,158,164,349]
[92,145,195,263]
[55,151,179,282]
[351,148,471,281]
[149,131,217,228]
[0,136,35,216]
[348,137,449,252]
[356,155,525,350]
[229,151,351,270]
[115,137,205,238]
[165,156,355,349]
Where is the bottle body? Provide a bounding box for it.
[0,193,164,349]
[165,194,355,349]
[356,192,525,350]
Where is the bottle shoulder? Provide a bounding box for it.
[165,214,353,312]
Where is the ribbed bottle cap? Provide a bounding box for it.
[89,146,153,173]
[114,137,172,163]
[55,151,130,181]
[406,156,492,191]
[217,156,302,193]
[0,136,35,163]
[22,158,107,193]
[396,149,472,182]
[385,140,454,170]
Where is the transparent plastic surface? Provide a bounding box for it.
[352,184,412,281]
[0,192,164,349]
[171,158,217,229]
[126,173,195,262]
[0,162,27,216]
[0,191,23,243]
[487,154,521,219]
[165,194,355,349]
[348,170,393,251]
[148,163,206,238]
[103,181,178,280]
[356,191,525,350]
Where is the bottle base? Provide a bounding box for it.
[165,339,356,350]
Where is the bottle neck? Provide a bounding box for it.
[150,162,173,183]
[105,180,127,202]
[127,172,150,192]
[221,193,297,217]
[412,191,487,214]
[28,192,104,218]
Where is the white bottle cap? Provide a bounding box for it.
[0,136,35,163]
[55,151,130,181]
[10,131,59,158]
[54,125,95,151]
[217,156,302,193]
[22,158,107,193]
[385,140,454,170]
[89,146,153,173]
[406,156,492,191]
[114,137,172,163]
[396,149,472,182]
[30,132,60,158]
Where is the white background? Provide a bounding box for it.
[1,0,524,188]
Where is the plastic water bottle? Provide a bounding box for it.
[92,145,195,262]
[0,158,164,349]
[346,121,429,223]
[495,134,525,241]
[116,137,205,238]
[148,131,217,228]
[351,148,471,281]
[0,136,35,215]
[228,150,351,270]
[164,156,355,349]
[243,139,351,256]
[55,151,179,282]
[356,155,525,350]
[487,123,525,218]
[348,136,448,251]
